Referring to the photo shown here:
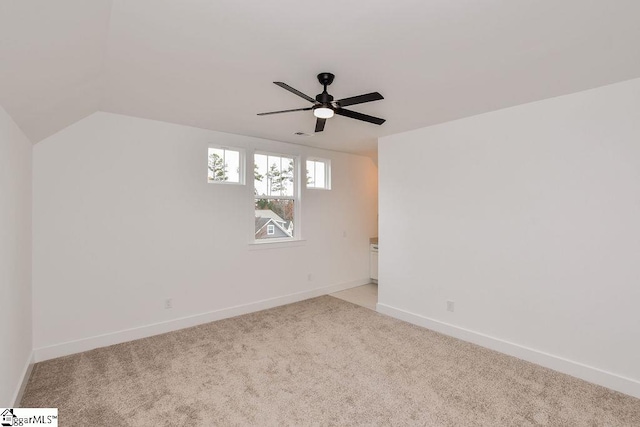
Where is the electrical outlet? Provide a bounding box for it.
[446,300,455,312]
[342,230,347,238]
[307,273,313,281]
[164,298,173,309]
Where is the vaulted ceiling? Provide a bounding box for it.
[2,0,640,155]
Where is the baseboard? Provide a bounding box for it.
[34,278,369,363]
[376,303,640,399]
[12,350,34,407]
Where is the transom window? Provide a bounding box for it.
[208,147,244,184]
[306,159,331,189]
[254,153,297,241]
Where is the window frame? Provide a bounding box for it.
[306,157,331,190]
[253,151,301,244]
[207,145,246,185]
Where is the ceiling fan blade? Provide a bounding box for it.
[315,118,326,133]
[257,107,312,116]
[274,82,316,103]
[335,108,386,125]
[336,92,383,107]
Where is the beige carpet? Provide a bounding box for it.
[21,296,640,426]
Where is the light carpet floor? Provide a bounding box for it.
[21,296,640,426]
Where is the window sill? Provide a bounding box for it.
[248,239,307,250]
[207,180,245,186]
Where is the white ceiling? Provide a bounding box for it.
[1,0,640,155]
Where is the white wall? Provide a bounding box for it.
[0,105,32,405]
[378,77,640,397]
[33,112,377,358]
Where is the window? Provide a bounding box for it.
[254,153,297,241]
[208,147,244,184]
[306,159,331,189]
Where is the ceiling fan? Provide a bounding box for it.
[257,72,385,133]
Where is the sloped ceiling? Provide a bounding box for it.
[0,0,112,143]
[1,0,640,154]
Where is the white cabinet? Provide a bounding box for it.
[370,244,378,281]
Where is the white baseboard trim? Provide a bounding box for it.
[376,303,640,399]
[34,278,369,363]
[12,351,34,407]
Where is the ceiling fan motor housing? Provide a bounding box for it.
[315,91,334,105]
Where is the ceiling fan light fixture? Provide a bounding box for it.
[313,106,334,119]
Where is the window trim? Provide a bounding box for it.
[306,157,331,190]
[207,145,246,185]
[253,151,301,243]
[266,224,275,235]
[248,239,307,250]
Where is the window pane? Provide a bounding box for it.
[306,159,329,189]
[283,158,294,196]
[208,148,226,182]
[306,160,316,188]
[255,199,294,240]
[267,156,281,196]
[254,154,268,196]
[259,155,294,197]
[208,147,242,183]
[226,149,240,183]
[315,161,325,188]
